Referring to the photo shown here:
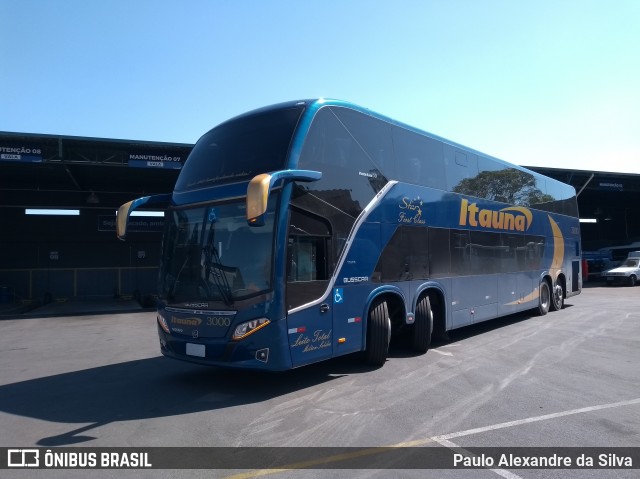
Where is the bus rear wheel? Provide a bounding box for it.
[412,295,432,353]
[538,281,550,316]
[365,298,391,366]
[550,281,564,311]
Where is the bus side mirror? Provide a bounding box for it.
[116,194,171,240]
[247,170,322,226]
[116,200,136,240]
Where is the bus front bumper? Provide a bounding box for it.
[157,323,293,371]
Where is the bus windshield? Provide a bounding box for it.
[174,105,305,191]
[159,197,277,307]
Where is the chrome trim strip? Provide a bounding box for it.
[288,180,398,314]
[165,307,237,315]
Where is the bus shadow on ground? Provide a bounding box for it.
[388,304,575,358]
[0,354,377,447]
[0,307,574,446]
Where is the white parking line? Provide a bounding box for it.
[223,397,640,479]
[432,397,640,440]
[429,397,640,479]
[430,349,453,356]
[433,437,524,479]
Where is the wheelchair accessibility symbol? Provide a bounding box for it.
[334,288,344,304]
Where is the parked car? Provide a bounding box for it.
[602,253,640,286]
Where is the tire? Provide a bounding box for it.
[365,298,391,366]
[538,281,550,316]
[550,281,564,311]
[412,295,433,353]
[630,275,637,287]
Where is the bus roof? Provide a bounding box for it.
[215,98,575,196]
[300,99,573,192]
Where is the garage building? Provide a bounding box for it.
[1,131,639,311]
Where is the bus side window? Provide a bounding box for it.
[446,147,480,194]
[393,126,446,190]
[450,230,470,275]
[332,106,395,179]
[286,207,332,310]
[288,236,328,282]
[544,178,578,217]
[287,208,331,283]
[374,227,408,282]
[374,226,429,282]
[428,227,451,277]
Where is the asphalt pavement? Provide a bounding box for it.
[1,283,638,479]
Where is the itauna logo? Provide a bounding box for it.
[171,317,202,326]
[459,198,532,231]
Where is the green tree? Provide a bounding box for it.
[453,168,554,206]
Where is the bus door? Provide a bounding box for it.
[285,208,334,367]
[286,297,334,367]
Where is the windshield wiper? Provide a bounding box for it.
[167,250,191,302]
[202,215,234,306]
[202,245,234,306]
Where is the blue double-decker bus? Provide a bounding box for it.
[117,99,581,370]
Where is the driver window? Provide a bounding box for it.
[287,208,330,282]
[286,207,331,309]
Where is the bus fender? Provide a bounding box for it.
[362,286,406,349]
[539,269,563,289]
[413,281,448,337]
[413,281,447,314]
[539,270,551,285]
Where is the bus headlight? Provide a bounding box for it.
[157,313,170,334]
[232,318,270,340]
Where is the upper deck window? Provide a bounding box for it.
[393,126,446,190]
[175,105,304,192]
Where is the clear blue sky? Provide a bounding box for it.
[1,0,639,173]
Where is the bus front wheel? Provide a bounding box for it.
[412,295,433,353]
[365,298,391,366]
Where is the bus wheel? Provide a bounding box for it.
[550,281,564,311]
[365,298,391,366]
[538,281,550,316]
[412,295,432,353]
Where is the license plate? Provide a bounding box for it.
[186,343,205,357]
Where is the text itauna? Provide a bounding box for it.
[459,198,532,232]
